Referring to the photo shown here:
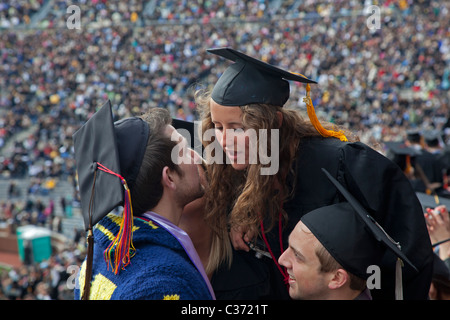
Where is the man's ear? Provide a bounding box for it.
[161,166,176,190]
[276,111,283,128]
[328,268,350,290]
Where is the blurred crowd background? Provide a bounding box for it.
[1,0,449,299]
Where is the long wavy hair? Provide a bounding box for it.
[196,89,355,272]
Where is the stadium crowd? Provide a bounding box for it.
[0,0,44,28]
[0,244,84,300]
[0,0,449,299]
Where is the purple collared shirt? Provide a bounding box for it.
[142,211,216,299]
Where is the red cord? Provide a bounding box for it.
[260,212,289,286]
[97,162,126,183]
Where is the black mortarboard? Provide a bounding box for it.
[72,100,149,298]
[73,100,149,231]
[383,141,422,157]
[172,118,203,151]
[207,47,317,107]
[415,192,450,211]
[301,168,418,299]
[383,141,421,173]
[423,130,441,147]
[406,129,422,143]
[172,118,206,171]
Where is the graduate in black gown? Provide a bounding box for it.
[279,168,419,300]
[195,48,433,300]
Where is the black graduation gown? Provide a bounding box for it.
[211,137,433,300]
[411,149,446,194]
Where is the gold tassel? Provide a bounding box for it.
[303,84,348,142]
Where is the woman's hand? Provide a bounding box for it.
[426,205,450,243]
[425,205,450,261]
[229,224,257,252]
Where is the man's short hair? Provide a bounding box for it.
[315,244,366,291]
[131,108,182,215]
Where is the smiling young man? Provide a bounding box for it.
[278,169,419,300]
[279,215,369,300]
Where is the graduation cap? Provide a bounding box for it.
[207,47,316,107]
[423,130,442,147]
[416,192,450,211]
[74,101,149,231]
[383,141,421,174]
[172,118,203,151]
[300,168,418,299]
[172,118,206,171]
[384,141,444,196]
[72,100,149,298]
[383,141,422,157]
[207,47,348,142]
[406,129,422,144]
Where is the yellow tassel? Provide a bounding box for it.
[303,84,348,142]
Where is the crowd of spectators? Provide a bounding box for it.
[0,245,84,300]
[43,0,144,29]
[0,0,44,28]
[0,189,83,300]
[0,0,449,299]
[1,1,449,159]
